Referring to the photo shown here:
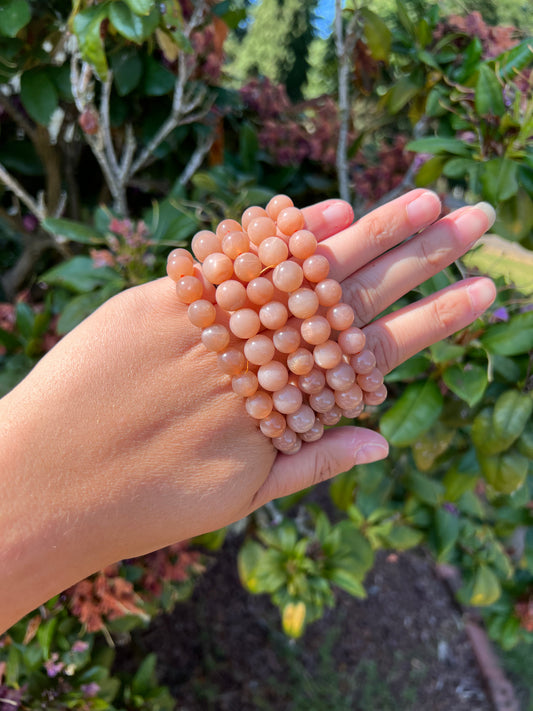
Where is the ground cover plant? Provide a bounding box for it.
[0,0,532,707]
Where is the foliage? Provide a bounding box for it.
[1,0,533,707]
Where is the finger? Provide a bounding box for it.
[343,203,496,327]
[250,427,388,509]
[363,277,496,374]
[301,199,354,241]
[317,189,442,281]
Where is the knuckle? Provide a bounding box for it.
[311,450,339,486]
[343,276,377,327]
[359,211,396,250]
[365,328,399,375]
[432,290,463,333]
[418,237,450,272]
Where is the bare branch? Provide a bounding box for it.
[0,162,46,220]
[100,71,121,178]
[178,133,215,186]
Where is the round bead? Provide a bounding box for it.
[260,412,286,438]
[286,404,316,433]
[242,206,267,230]
[244,334,275,365]
[248,216,277,246]
[167,248,194,281]
[259,301,288,330]
[202,252,233,285]
[187,299,216,328]
[315,279,343,307]
[302,254,329,282]
[338,327,366,355]
[326,362,356,391]
[272,260,304,293]
[350,349,376,374]
[335,384,363,410]
[247,277,274,305]
[273,326,300,354]
[327,303,355,330]
[245,391,273,419]
[298,368,326,394]
[357,367,384,393]
[286,347,315,375]
[300,315,331,345]
[222,231,250,259]
[193,264,216,303]
[175,275,203,303]
[288,288,319,319]
[272,427,300,453]
[313,340,343,369]
[309,387,336,413]
[216,219,242,240]
[272,384,303,414]
[232,371,258,397]
[277,206,305,236]
[257,361,289,392]
[201,324,230,352]
[288,230,317,259]
[258,237,289,267]
[216,280,247,311]
[230,308,261,339]
[217,348,246,375]
[318,406,342,426]
[234,252,262,282]
[191,230,221,262]
[342,402,365,418]
[266,194,294,220]
[300,420,324,442]
[364,383,387,406]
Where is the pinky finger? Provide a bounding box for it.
[364,277,496,375]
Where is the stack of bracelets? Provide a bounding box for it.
[166,194,387,455]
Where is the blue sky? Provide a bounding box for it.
[314,0,336,38]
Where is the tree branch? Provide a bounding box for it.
[0,162,46,220]
[178,133,215,186]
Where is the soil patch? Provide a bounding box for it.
[118,541,492,710]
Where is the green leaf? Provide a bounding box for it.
[329,469,357,511]
[332,520,374,577]
[405,471,445,506]
[42,217,106,245]
[443,157,478,180]
[37,618,58,661]
[383,525,424,550]
[20,68,59,125]
[461,236,533,297]
[479,449,529,494]
[360,8,391,62]
[406,137,471,157]
[480,158,519,204]
[111,47,143,96]
[517,421,533,458]
[132,653,157,695]
[141,54,176,95]
[443,363,488,407]
[435,508,459,561]
[475,64,505,117]
[123,0,153,14]
[495,38,533,82]
[0,0,30,37]
[73,6,109,80]
[493,390,533,445]
[472,408,516,456]
[470,565,501,606]
[481,312,533,356]
[41,256,119,293]
[15,302,34,340]
[56,283,124,333]
[328,568,366,598]
[385,354,429,383]
[0,327,22,351]
[237,540,264,593]
[380,380,443,447]
[282,601,307,638]
[429,340,465,364]
[415,156,446,187]
[109,2,159,43]
[386,74,423,114]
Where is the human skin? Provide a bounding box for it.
[0,189,496,633]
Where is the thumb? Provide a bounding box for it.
[250,426,389,510]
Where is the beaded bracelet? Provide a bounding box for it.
[166,194,387,455]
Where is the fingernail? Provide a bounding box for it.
[405,191,441,225]
[454,203,495,235]
[467,279,496,313]
[322,201,354,232]
[354,442,389,465]
[475,202,496,229]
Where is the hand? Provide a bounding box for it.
[0,189,495,630]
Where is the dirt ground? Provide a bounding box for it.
[119,538,494,711]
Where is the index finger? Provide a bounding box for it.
[302,199,354,241]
